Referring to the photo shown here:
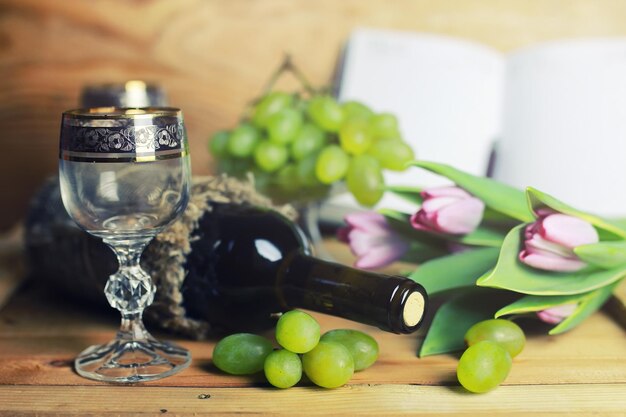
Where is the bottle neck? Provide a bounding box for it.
[278,252,427,334]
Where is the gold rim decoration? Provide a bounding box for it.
[60,149,189,163]
[62,107,182,120]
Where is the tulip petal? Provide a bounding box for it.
[336,227,350,243]
[354,240,409,269]
[422,186,471,199]
[525,233,574,258]
[344,212,389,234]
[519,250,587,272]
[347,229,380,257]
[421,196,460,212]
[541,214,599,249]
[537,303,577,324]
[434,197,485,235]
[410,210,435,231]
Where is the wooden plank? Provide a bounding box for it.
[0,384,625,416]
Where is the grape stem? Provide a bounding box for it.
[241,54,319,123]
[262,54,318,97]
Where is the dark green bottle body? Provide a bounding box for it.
[183,204,427,333]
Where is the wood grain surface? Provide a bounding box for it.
[2,0,626,230]
[1,283,625,389]
[1,384,625,417]
[0,284,625,416]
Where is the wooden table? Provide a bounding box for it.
[0,243,625,416]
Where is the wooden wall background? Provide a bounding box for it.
[1,0,626,230]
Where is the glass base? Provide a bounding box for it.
[75,336,191,383]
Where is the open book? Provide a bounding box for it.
[322,28,626,223]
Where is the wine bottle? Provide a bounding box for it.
[26,177,427,335]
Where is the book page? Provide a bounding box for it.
[321,28,505,223]
[494,39,626,217]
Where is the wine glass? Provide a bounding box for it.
[58,107,192,383]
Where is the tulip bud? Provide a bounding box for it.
[338,212,409,270]
[537,303,577,324]
[410,186,484,235]
[519,213,599,272]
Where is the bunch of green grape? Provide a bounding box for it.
[457,319,526,393]
[209,92,415,206]
[212,310,379,389]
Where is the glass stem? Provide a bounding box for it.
[103,238,155,341]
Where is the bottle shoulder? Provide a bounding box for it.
[203,203,312,255]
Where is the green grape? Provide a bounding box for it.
[346,154,384,207]
[321,329,379,371]
[369,113,400,138]
[457,341,512,393]
[209,130,230,157]
[307,95,344,132]
[212,333,273,375]
[264,349,302,389]
[218,157,252,178]
[339,119,374,155]
[250,168,273,191]
[274,164,299,192]
[252,92,293,128]
[341,101,374,121]
[465,319,526,358]
[302,341,355,389]
[291,123,326,160]
[275,310,320,354]
[367,138,415,171]
[227,124,260,158]
[267,108,303,145]
[297,153,321,187]
[315,145,350,184]
[253,141,288,172]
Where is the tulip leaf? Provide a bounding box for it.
[495,293,588,318]
[408,247,500,295]
[403,240,451,264]
[379,208,505,248]
[455,227,505,247]
[494,280,621,334]
[612,218,626,229]
[419,288,515,357]
[550,279,621,334]
[378,209,451,262]
[385,185,423,206]
[379,208,426,240]
[379,208,411,225]
[408,161,534,222]
[574,241,626,269]
[477,225,626,295]
[526,187,626,239]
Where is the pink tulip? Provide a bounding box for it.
[537,303,577,324]
[519,213,599,272]
[410,186,485,235]
[338,212,409,270]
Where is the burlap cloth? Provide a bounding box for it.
[141,174,297,339]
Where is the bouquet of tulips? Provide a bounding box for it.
[338,160,626,356]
